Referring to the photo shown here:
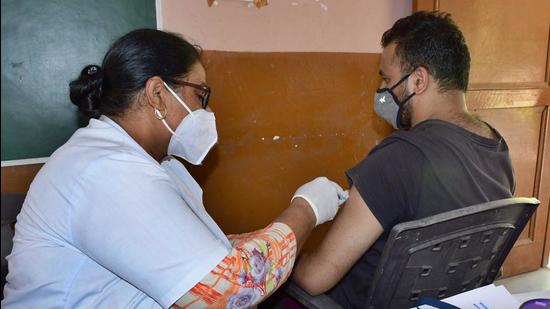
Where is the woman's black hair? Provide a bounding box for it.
[69,29,201,119]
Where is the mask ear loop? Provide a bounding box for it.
[392,73,416,129]
[390,73,412,91]
[163,82,195,117]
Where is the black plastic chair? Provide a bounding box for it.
[286,197,540,309]
[1,192,26,299]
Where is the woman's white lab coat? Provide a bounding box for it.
[2,116,231,308]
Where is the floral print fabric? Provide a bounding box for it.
[173,222,297,308]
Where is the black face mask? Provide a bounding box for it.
[374,73,416,129]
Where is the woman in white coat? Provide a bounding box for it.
[2,29,346,308]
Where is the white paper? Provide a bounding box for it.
[409,284,521,309]
[442,284,520,309]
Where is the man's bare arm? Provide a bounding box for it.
[293,185,384,295]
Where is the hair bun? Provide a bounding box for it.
[69,64,104,118]
[86,65,101,76]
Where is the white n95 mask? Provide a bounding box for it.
[158,82,218,165]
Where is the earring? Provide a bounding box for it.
[154,108,167,120]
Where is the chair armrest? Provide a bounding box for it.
[285,282,343,309]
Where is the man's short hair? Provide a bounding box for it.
[381,11,471,92]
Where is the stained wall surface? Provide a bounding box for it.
[158,1,412,248]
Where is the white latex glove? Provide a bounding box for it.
[291,177,349,226]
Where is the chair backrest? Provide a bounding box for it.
[365,197,540,309]
[1,192,26,297]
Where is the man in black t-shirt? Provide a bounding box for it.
[293,11,515,309]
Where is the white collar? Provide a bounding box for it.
[96,115,160,165]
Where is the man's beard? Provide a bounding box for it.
[399,89,413,129]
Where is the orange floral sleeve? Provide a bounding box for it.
[172,222,297,308]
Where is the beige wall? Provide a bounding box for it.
[159,0,412,52]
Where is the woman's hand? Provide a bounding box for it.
[292,177,348,226]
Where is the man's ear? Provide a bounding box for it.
[410,66,430,95]
[144,76,167,115]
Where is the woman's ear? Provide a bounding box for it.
[410,66,429,95]
[144,76,166,113]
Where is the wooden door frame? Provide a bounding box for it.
[545,199,550,267]
[542,107,550,268]
[543,8,550,270]
[413,0,440,11]
[536,106,550,269]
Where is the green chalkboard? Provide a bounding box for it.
[1,0,156,161]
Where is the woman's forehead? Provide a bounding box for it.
[187,62,206,82]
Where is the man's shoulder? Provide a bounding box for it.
[368,130,424,158]
[349,132,426,179]
[374,120,483,153]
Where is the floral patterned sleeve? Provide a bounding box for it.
[172,222,297,309]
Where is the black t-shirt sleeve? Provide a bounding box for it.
[346,139,424,231]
